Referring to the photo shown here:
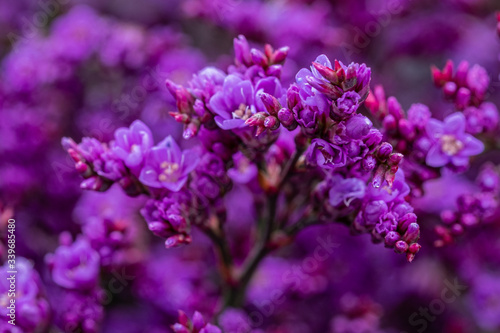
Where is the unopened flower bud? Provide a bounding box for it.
[264,116,279,130]
[377,142,393,160]
[402,223,420,243]
[394,240,409,254]
[345,115,373,139]
[260,92,281,115]
[384,231,401,248]
[456,87,471,110]
[250,48,268,67]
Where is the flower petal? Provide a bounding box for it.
[426,144,449,167]
[425,118,445,140]
[444,112,466,134]
[461,135,484,156]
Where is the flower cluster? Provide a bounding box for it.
[4,1,500,332]
[435,163,500,246]
[366,79,493,195]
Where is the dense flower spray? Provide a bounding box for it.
[3,2,500,332]
[62,36,423,331]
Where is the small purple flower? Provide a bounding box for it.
[189,66,227,101]
[112,120,154,172]
[209,74,255,130]
[0,258,50,332]
[328,175,366,207]
[141,195,192,248]
[331,91,361,120]
[306,138,346,169]
[46,236,101,290]
[425,112,484,168]
[139,136,199,191]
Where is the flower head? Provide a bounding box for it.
[209,74,255,130]
[425,112,484,169]
[139,136,199,191]
[46,236,101,290]
[306,138,346,169]
[112,120,154,171]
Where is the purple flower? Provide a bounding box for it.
[425,112,484,168]
[306,138,346,169]
[331,91,361,120]
[209,75,255,130]
[112,120,154,172]
[189,67,227,101]
[0,258,50,332]
[46,236,101,290]
[139,136,199,191]
[328,175,366,207]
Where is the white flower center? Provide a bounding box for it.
[158,161,180,181]
[440,135,464,156]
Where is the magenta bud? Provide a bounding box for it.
[385,170,396,187]
[387,97,404,120]
[442,60,454,82]
[277,108,296,127]
[245,112,267,127]
[450,223,464,236]
[312,62,339,84]
[402,223,420,243]
[408,243,421,254]
[387,153,403,166]
[383,114,397,131]
[443,81,457,98]
[260,92,281,115]
[80,176,109,192]
[456,87,471,110]
[266,64,282,77]
[192,312,205,331]
[75,161,88,174]
[398,118,415,141]
[377,142,393,160]
[183,122,199,139]
[165,234,191,248]
[234,35,252,66]
[345,115,373,139]
[287,85,301,109]
[169,112,190,124]
[372,165,386,188]
[364,129,383,147]
[250,48,268,67]
[165,79,179,96]
[264,116,279,130]
[384,231,401,248]
[460,213,478,227]
[440,210,456,224]
[178,311,190,327]
[455,61,469,86]
[399,213,417,232]
[394,240,409,254]
[193,99,206,117]
[272,46,289,64]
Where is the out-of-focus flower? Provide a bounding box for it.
[46,236,101,290]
